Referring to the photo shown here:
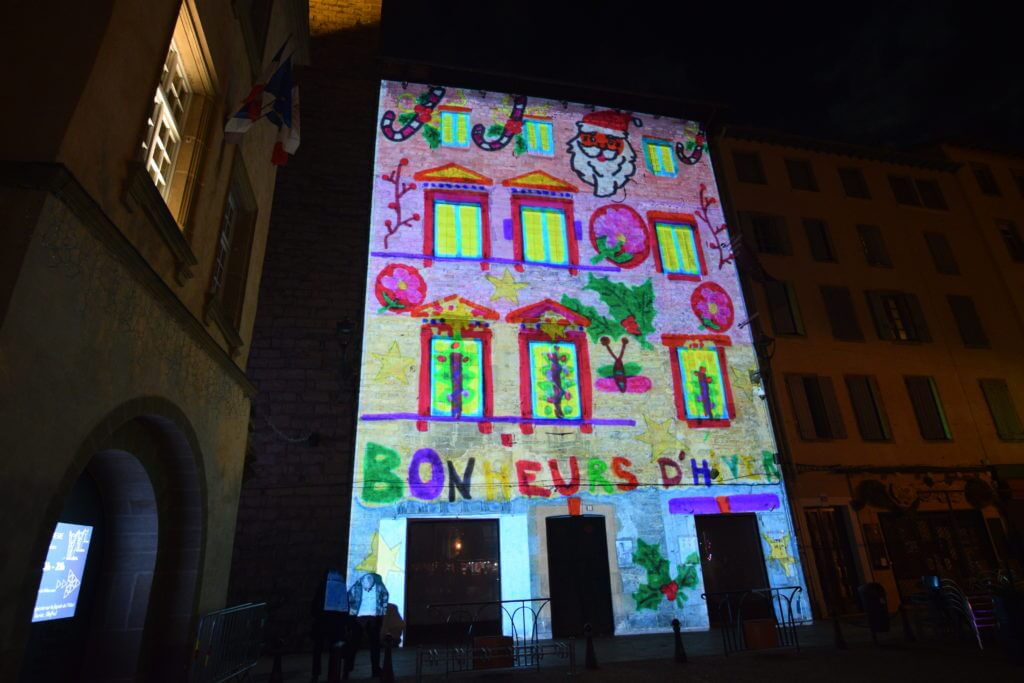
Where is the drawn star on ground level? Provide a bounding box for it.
[633,415,684,460]
[485,268,529,305]
[371,341,416,384]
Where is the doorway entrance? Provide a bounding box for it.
[805,506,861,615]
[545,515,614,637]
[695,514,770,625]
[404,519,501,646]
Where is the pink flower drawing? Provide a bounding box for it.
[375,263,426,312]
[691,282,734,332]
[592,206,648,255]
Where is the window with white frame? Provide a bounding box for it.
[142,40,192,198]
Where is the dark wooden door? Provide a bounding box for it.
[695,514,770,625]
[546,515,615,637]
[805,507,861,614]
[404,519,501,646]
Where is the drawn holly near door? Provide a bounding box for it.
[545,515,615,637]
[695,514,770,626]
[404,519,501,646]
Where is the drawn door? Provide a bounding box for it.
[546,515,615,637]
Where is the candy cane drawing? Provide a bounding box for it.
[380,86,446,142]
[471,95,528,151]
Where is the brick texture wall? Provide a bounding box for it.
[227,0,382,644]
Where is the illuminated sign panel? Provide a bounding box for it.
[352,82,808,635]
[32,522,93,622]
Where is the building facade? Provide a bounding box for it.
[346,82,809,641]
[715,128,1024,615]
[0,1,307,680]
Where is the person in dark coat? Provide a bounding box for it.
[347,573,389,678]
[310,568,356,681]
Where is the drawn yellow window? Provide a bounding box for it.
[434,200,482,258]
[521,206,568,265]
[656,222,700,275]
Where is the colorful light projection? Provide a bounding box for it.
[350,82,807,635]
[32,522,93,622]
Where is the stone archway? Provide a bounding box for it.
[22,398,206,682]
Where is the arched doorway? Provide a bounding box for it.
[21,401,205,682]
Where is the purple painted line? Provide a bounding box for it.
[369,252,621,273]
[668,497,720,515]
[728,493,780,512]
[668,493,781,515]
[503,218,513,240]
[360,412,635,427]
[573,220,583,240]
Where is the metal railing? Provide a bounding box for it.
[701,586,803,656]
[189,602,267,682]
[413,598,575,680]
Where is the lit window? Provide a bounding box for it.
[434,200,483,258]
[664,335,734,427]
[524,119,554,155]
[430,337,485,418]
[656,222,700,275]
[440,109,470,147]
[521,205,569,265]
[528,341,582,421]
[643,138,677,177]
[142,40,191,197]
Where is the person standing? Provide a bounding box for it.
[310,568,355,681]
[347,573,389,678]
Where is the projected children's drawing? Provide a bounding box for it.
[567,110,640,198]
[353,81,808,638]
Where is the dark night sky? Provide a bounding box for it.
[380,1,1022,151]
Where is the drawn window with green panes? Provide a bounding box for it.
[434,200,483,258]
[440,110,470,147]
[656,221,701,276]
[677,345,729,420]
[528,341,581,420]
[521,206,569,265]
[644,138,677,177]
[524,119,554,155]
[430,337,484,418]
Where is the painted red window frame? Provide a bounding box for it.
[648,211,707,282]
[417,323,494,434]
[662,333,735,428]
[422,188,492,270]
[510,195,579,275]
[516,328,593,434]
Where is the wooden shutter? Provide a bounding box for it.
[818,376,847,439]
[864,290,895,340]
[765,281,798,335]
[846,375,890,440]
[904,294,932,342]
[804,219,835,262]
[924,232,958,274]
[821,286,862,340]
[785,374,817,439]
[979,379,1024,440]
[947,295,989,347]
[905,376,948,440]
[868,376,892,440]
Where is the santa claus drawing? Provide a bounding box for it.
[567,110,640,198]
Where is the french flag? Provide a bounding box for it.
[224,38,300,164]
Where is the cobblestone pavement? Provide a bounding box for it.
[252,620,1022,682]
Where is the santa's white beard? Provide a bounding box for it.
[567,136,637,198]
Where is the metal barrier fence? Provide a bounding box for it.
[190,602,267,682]
[701,586,803,656]
[413,598,576,680]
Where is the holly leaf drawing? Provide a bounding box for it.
[597,362,643,378]
[486,123,505,138]
[514,134,527,156]
[633,583,663,611]
[422,125,441,149]
[560,295,623,341]
[397,111,416,127]
[583,275,656,349]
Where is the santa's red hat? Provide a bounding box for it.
[579,110,636,137]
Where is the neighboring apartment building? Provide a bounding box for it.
[0,2,308,680]
[715,128,1024,616]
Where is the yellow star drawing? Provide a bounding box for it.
[762,533,797,576]
[371,341,415,384]
[355,531,404,587]
[634,415,683,460]
[485,268,528,304]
